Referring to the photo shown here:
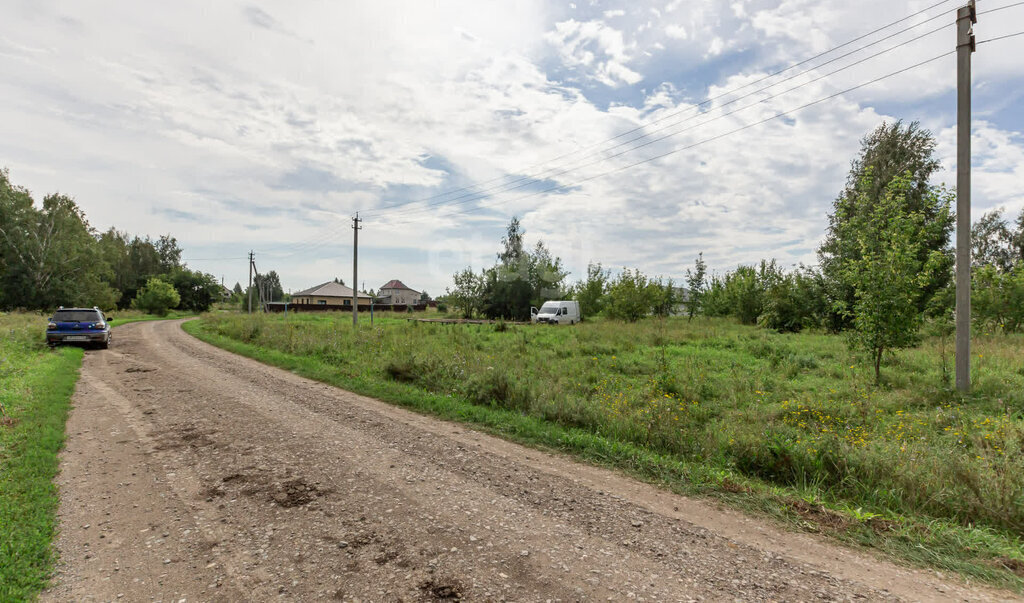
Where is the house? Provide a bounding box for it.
[291,281,373,307]
[376,279,422,306]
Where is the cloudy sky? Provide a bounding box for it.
[2,0,1022,295]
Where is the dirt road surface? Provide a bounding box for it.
[44,319,1017,602]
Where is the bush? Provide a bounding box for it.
[759,269,827,332]
[973,264,1024,332]
[605,268,654,322]
[464,369,532,411]
[131,277,180,316]
[702,261,782,325]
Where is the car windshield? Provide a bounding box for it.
[539,304,559,314]
[53,310,102,322]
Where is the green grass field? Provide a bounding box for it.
[0,313,81,600]
[186,312,1024,589]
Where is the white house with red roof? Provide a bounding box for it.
[377,279,421,305]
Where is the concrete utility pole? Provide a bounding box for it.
[956,0,976,393]
[352,214,362,327]
[247,250,254,315]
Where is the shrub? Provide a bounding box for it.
[759,268,827,332]
[973,264,1024,332]
[131,277,180,316]
[605,268,654,322]
[464,369,532,411]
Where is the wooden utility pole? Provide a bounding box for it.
[247,250,254,315]
[955,1,976,392]
[352,214,362,327]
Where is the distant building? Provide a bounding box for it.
[376,279,421,306]
[292,281,373,307]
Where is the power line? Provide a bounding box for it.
[360,0,960,217]
[977,1,1024,15]
[374,26,954,222]
[182,256,247,261]
[381,50,955,227]
[977,31,1024,43]
[364,13,957,220]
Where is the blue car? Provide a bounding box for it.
[46,307,112,349]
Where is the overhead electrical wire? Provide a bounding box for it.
[359,0,961,218]
[978,1,1024,15]
[379,49,956,227]
[372,23,955,222]
[977,31,1024,43]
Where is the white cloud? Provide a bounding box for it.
[664,24,688,40]
[545,19,642,86]
[1,0,1022,296]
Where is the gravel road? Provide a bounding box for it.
[43,319,1017,602]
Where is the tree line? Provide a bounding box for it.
[0,168,224,315]
[444,121,1024,381]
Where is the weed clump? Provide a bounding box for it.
[464,369,532,412]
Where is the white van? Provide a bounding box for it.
[531,300,581,325]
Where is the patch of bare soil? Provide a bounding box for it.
[42,319,1022,602]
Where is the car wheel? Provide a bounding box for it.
[99,337,109,350]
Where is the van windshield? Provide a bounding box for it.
[539,303,559,314]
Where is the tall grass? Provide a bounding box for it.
[189,312,1024,587]
[0,313,81,599]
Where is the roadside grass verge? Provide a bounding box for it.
[184,313,1024,591]
[107,309,195,328]
[0,313,81,600]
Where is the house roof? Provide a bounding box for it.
[379,279,419,293]
[293,281,372,299]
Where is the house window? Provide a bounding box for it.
[343,299,350,306]
[317,300,326,305]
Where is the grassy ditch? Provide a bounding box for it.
[185,312,1024,590]
[0,313,81,600]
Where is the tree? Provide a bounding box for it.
[684,252,707,320]
[572,262,610,317]
[838,173,953,383]
[604,268,654,322]
[254,270,284,302]
[420,290,430,302]
[648,277,677,318]
[473,217,568,320]
[972,208,1015,271]
[973,264,1024,332]
[498,217,525,267]
[481,266,533,320]
[333,277,346,285]
[132,277,180,316]
[446,267,484,318]
[166,268,221,312]
[1014,210,1024,264]
[527,241,568,308]
[758,267,827,332]
[819,121,952,330]
[155,235,182,273]
[232,282,243,295]
[0,171,118,310]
